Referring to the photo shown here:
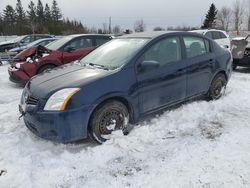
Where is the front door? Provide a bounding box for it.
[136,36,187,115]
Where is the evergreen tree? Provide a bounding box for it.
[15,0,27,34]
[201,3,218,29]
[51,0,62,22]
[3,5,16,34]
[27,1,37,33]
[36,0,45,32]
[44,3,51,33]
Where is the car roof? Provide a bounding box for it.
[119,31,180,39]
[190,29,227,34]
[118,31,208,40]
[68,34,113,39]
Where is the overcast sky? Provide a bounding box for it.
[0,0,237,30]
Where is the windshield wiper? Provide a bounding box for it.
[87,63,109,70]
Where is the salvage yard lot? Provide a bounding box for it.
[0,64,250,187]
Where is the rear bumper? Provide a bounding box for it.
[233,58,250,67]
[21,104,93,143]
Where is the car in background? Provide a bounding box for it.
[19,31,232,143]
[231,34,250,70]
[9,34,112,84]
[190,29,231,49]
[0,34,53,52]
[9,38,58,54]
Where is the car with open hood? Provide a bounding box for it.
[8,34,112,84]
[19,31,232,143]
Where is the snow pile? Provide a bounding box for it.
[0,64,250,187]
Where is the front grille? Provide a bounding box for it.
[26,95,39,105]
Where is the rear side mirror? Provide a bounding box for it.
[138,60,160,73]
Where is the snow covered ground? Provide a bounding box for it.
[0,64,250,188]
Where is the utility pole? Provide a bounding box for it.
[109,16,112,34]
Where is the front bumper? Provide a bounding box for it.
[20,104,94,143]
[8,67,30,84]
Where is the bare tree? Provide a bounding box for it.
[232,0,244,31]
[247,0,250,30]
[102,23,109,34]
[217,6,232,31]
[112,25,121,34]
[134,19,146,32]
[153,26,165,31]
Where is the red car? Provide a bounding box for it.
[8,34,112,84]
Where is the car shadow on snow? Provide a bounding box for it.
[234,67,250,74]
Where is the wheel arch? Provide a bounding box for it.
[87,95,135,130]
[36,62,58,74]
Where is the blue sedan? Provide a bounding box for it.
[19,31,232,143]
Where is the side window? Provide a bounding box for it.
[21,36,31,44]
[212,31,221,40]
[219,32,227,39]
[205,32,212,39]
[96,38,110,46]
[183,36,209,58]
[64,38,92,50]
[139,37,182,68]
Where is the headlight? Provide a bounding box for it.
[15,63,23,69]
[44,88,80,111]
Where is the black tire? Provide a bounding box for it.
[88,100,130,144]
[208,73,227,100]
[232,64,237,70]
[37,64,56,74]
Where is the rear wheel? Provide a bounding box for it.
[88,100,129,144]
[37,64,56,74]
[208,73,227,100]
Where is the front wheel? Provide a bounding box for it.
[207,73,227,100]
[88,100,130,144]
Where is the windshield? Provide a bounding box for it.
[80,38,149,69]
[12,35,26,43]
[46,36,72,50]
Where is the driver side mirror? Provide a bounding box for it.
[138,60,160,73]
[64,46,76,52]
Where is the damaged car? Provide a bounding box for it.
[8,34,112,85]
[231,35,250,70]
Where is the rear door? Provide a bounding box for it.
[136,36,187,115]
[183,36,214,97]
[61,37,94,64]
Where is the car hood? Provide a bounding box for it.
[28,63,114,98]
[0,40,15,46]
[16,45,50,61]
[9,46,26,52]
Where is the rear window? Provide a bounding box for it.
[183,36,210,58]
[96,38,111,46]
[212,31,227,40]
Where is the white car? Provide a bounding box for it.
[190,29,231,49]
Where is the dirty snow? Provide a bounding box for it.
[0,64,250,188]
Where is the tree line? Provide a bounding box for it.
[0,0,88,35]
